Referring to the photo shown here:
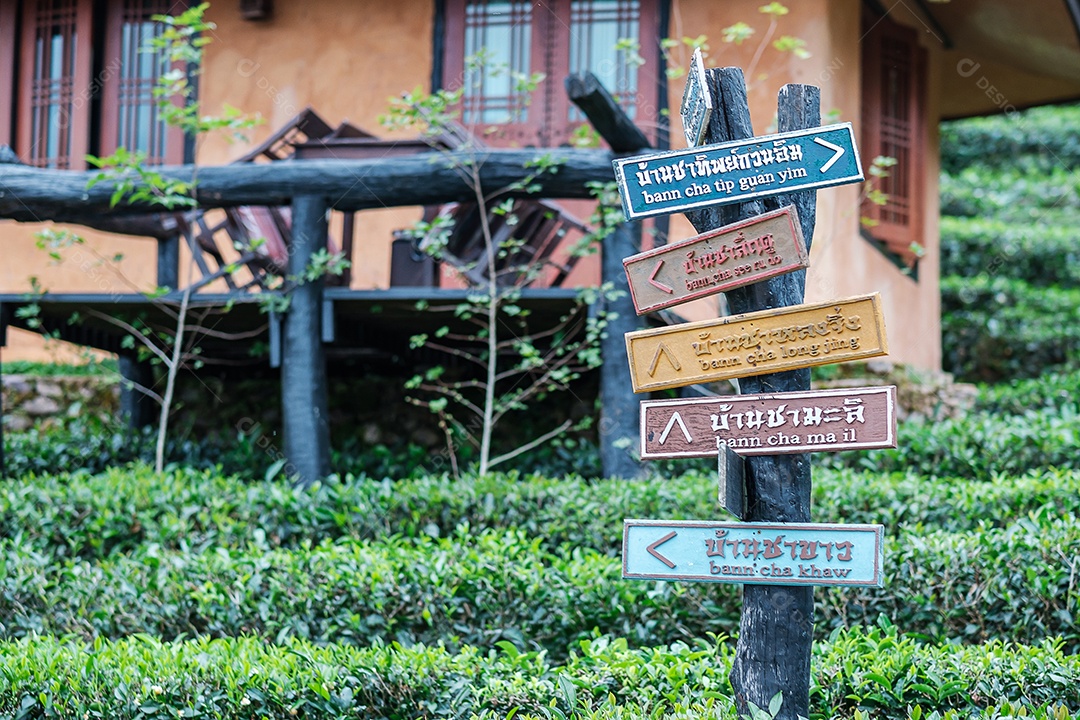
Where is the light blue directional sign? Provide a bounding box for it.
[612,122,864,221]
[623,519,884,587]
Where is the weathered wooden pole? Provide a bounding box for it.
[599,220,645,477]
[566,71,650,479]
[282,194,331,487]
[684,68,820,720]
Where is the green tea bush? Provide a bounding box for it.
[0,529,739,656]
[2,513,1077,654]
[939,216,1080,287]
[7,465,1080,561]
[826,403,1080,479]
[940,275,1080,381]
[975,367,1080,414]
[819,511,1080,648]
[940,167,1080,219]
[1,629,1077,720]
[940,103,1080,174]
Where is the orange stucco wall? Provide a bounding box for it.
[2,0,942,369]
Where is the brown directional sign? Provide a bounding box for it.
[640,385,897,459]
[623,205,808,315]
[624,293,888,393]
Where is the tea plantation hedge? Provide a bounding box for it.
[1,628,1078,720]
[2,505,1077,655]
[940,275,1080,381]
[940,102,1080,174]
[5,464,1080,561]
[939,216,1080,287]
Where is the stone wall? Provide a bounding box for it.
[1,375,120,432]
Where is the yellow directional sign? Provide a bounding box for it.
[624,294,888,393]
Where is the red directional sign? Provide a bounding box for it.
[622,205,809,315]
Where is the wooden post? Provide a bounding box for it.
[282,194,331,487]
[685,67,820,720]
[566,71,650,479]
[599,220,644,478]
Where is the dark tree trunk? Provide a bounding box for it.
[599,220,645,478]
[684,67,820,720]
[282,194,331,487]
[567,71,651,480]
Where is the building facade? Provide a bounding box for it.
[2,0,1079,369]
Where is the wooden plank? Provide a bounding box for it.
[623,204,807,315]
[640,385,897,459]
[717,441,746,519]
[623,519,884,587]
[612,122,862,221]
[624,293,888,393]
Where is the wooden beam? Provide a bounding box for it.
[684,67,820,720]
[564,72,651,153]
[282,194,331,487]
[0,150,615,223]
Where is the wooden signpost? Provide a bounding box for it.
[624,293,888,393]
[622,205,808,315]
[612,122,862,221]
[610,60,890,719]
[640,385,897,459]
[623,520,884,587]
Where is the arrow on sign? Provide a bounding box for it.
[646,531,678,569]
[648,260,674,294]
[657,411,692,445]
[647,342,681,377]
[814,136,845,173]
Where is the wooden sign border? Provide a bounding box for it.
[622,205,808,315]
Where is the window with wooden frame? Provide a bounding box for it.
[442,0,662,147]
[0,1,17,147]
[860,12,927,271]
[3,0,187,170]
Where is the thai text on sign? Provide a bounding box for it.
[623,519,884,587]
[623,205,808,315]
[612,122,863,221]
[624,293,889,393]
[640,386,897,459]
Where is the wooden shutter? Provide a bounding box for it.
[16,0,93,169]
[100,0,187,165]
[860,14,926,268]
[0,0,16,147]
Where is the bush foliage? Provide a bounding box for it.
[940,275,1080,381]
[1,628,1078,720]
[940,102,1080,174]
[939,216,1080,288]
[1,494,1077,655]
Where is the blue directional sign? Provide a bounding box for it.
[612,122,864,221]
[623,519,884,587]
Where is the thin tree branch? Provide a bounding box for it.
[488,418,573,469]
